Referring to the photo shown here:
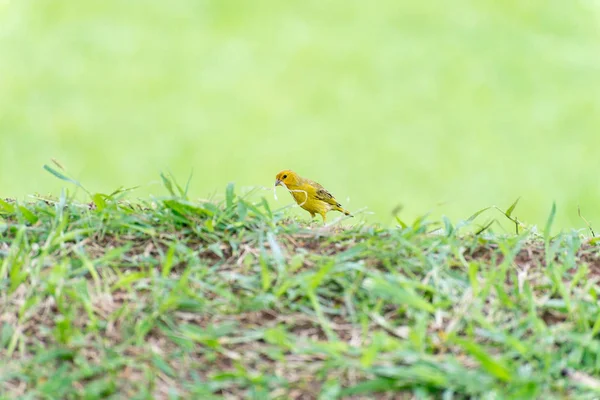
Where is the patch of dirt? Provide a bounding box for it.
[466,242,600,277]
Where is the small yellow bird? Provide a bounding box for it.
[275,169,352,222]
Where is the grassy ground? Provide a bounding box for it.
[3,0,600,228]
[2,172,600,399]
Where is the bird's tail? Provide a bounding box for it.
[336,204,353,217]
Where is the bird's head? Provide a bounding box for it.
[275,170,300,187]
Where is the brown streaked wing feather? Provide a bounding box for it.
[315,188,341,206]
[304,178,342,206]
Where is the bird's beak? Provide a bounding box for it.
[274,179,282,187]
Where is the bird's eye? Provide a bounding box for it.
[282,174,287,179]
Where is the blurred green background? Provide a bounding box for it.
[2,0,600,228]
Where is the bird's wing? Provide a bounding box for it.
[303,178,342,206]
[315,187,342,206]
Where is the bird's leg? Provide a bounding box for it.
[320,212,327,223]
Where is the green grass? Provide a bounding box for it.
[2,172,600,399]
[3,0,600,228]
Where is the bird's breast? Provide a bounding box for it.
[290,188,309,205]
